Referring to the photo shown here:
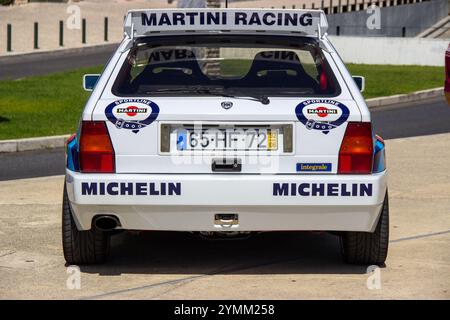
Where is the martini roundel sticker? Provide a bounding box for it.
[295,99,350,134]
[105,99,159,134]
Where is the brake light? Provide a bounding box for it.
[79,121,115,173]
[338,122,373,174]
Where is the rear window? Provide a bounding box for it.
[112,35,340,97]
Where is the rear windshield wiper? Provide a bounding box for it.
[146,86,271,105]
[197,87,271,105]
[223,89,270,105]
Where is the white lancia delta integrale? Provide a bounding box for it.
[63,9,388,265]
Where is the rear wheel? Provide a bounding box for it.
[62,183,110,265]
[341,191,389,265]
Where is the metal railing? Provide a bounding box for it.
[4,17,110,53]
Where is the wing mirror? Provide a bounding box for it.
[352,76,365,92]
[83,74,100,91]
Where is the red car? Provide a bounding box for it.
[446,44,450,104]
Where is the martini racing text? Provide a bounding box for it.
[141,11,314,28]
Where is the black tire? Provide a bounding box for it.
[62,183,110,265]
[341,191,389,265]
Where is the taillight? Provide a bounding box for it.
[79,121,115,173]
[338,122,373,174]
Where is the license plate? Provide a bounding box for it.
[176,127,278,151]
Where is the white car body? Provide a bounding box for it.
[65,9,387,233]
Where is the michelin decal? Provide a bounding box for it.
[273,183,373,197]
[105,99,159,133]
[81,182,181,196]
[79,182,372,198]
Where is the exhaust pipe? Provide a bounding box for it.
[93,215,120,232]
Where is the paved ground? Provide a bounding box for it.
[0,148,65,181]
[1,96,449,181]
[0,131,449,299]
[0,44,116,81]
[370,97,450,139]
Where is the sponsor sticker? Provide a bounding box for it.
[295,99,349,134]
[81,182,181,196]
[273,183,373,197]
[105,99,159,133]
[296,163,332,172]
[139,11,315,29]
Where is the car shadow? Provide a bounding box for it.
[80,231,368,276]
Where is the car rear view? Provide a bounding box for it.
[63,9,388,266]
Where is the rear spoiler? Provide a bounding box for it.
[123,9,328,40]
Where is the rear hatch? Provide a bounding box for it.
[92,96,361,174]
[91,34,362,174]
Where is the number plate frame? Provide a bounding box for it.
[159,122,294,155]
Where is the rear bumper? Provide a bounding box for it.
[66,169,387,232]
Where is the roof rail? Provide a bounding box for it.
[124,9,328,39]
